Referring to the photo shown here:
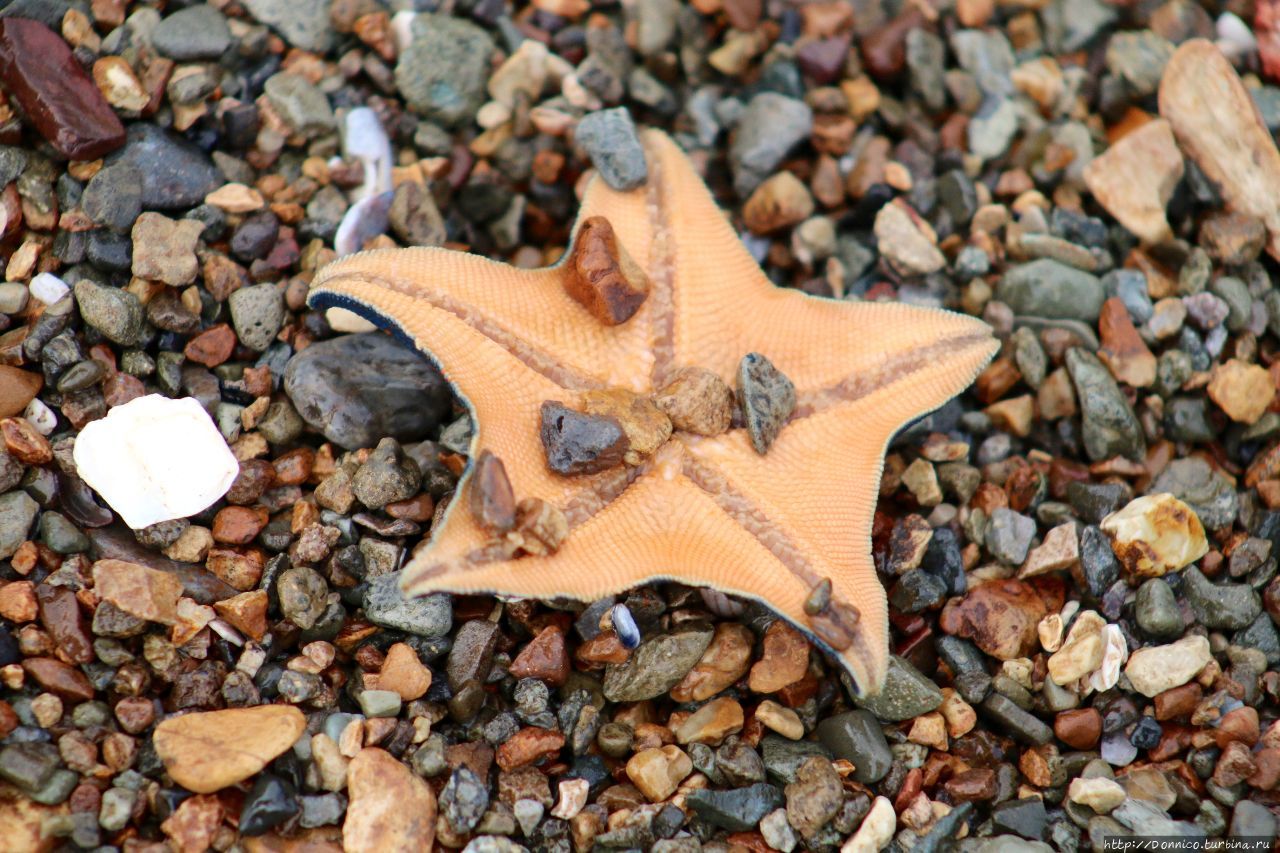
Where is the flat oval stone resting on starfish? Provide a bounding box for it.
[306,129,997,695]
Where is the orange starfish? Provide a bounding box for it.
[308,130,996,694]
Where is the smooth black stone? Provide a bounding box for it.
[538,400,628,475]
[239,774,298,836]
[104,123,221,210]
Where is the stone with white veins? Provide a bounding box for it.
[72,395,238,529]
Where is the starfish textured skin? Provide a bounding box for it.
[307,130,997,694]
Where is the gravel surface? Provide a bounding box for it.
[0,0,1279,851]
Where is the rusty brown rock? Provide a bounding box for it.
[939,579,1047,660]
[373,642,432,701]
[183,324,236,368]
[565,216,649,325]
[509,625,570,686]
[581,388,672,465]
[212,589,268,641]
[496,727,565,770]
[1082,119,1183,245]
[748,620,810,693]
[0,18,125,159]
[1207,359,1275,425]
[344,747,437,852]
[35,584,93,664]
[0,417,50,464]
[470,450,516,533]
[671,623,753,702]
[211,506,270,545]
[1054,708,1102,750]
[1097,297,1156,388]
[654,366,734,436]
[22,658,94,702]
[93,559,184,625]
[0,367,41,418]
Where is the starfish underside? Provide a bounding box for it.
[308,130,997,694]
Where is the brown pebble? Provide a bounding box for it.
[509,625,570,686]
[183,324,236,368]
[22,657,94,701]
[565,216,649,326]
[211,506,269,545]
[747,620,809,693]
[154,705,307,793]
[509,498,569,556]
[212,589,269,641]
[496,726,565,770]
[1054,708,1101,750]
[0,580,37,622]
[654,367,734,436]
[470,450,516,533]
[0,365,41,418]
[1154,682,1202,720]
[36,583,93,664]
[938,579,1047,661]
[345,748,437,851]
[0,416,51,464]
[113,696,155,733]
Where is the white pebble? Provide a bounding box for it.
[1216,12,1256,57]
[549,778,588,820]
[72,395,239,530]
[23,398,56,436]
[1088,623,1128,694]
[391,10,416,54]
[334,190,394,257]
[325,307,378,334]
[28,272,69,306]
[342,107,393,203]
[841,795,895,853]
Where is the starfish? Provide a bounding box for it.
[308,130,996,694]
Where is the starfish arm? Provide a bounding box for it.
[400,454,889,692]
[680,328,997,693]
[638,131,996,394]
[303,273,589,515]
[308,170,660,392]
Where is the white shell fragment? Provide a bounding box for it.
[341,107,393,203]
[72,395,239,530]
[28,272,69,306]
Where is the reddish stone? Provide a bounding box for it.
[211,506,269,545]
[22,657,94,702]
[272,447,314,486]
[1214,706,1260,748]
[1149,724,1193,762]
[945,767,997,801]
[575,632,629,666]
[183,324,236,367]
[114,696,155,733]
[1154,683,1202,721]
[859,8,924,80]
[0,19,124,159]
[938,579,1046,660]
[69,783,101,814]
[0,700,17,738]
[508,626,570,687]
[102,372,145,407]
[1212,741,1256,787]
[0,416,51,464]
[1249,748,1280,790]
[495,727,565,770]
[36,583,93,664]
[1054,708,1101,750]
